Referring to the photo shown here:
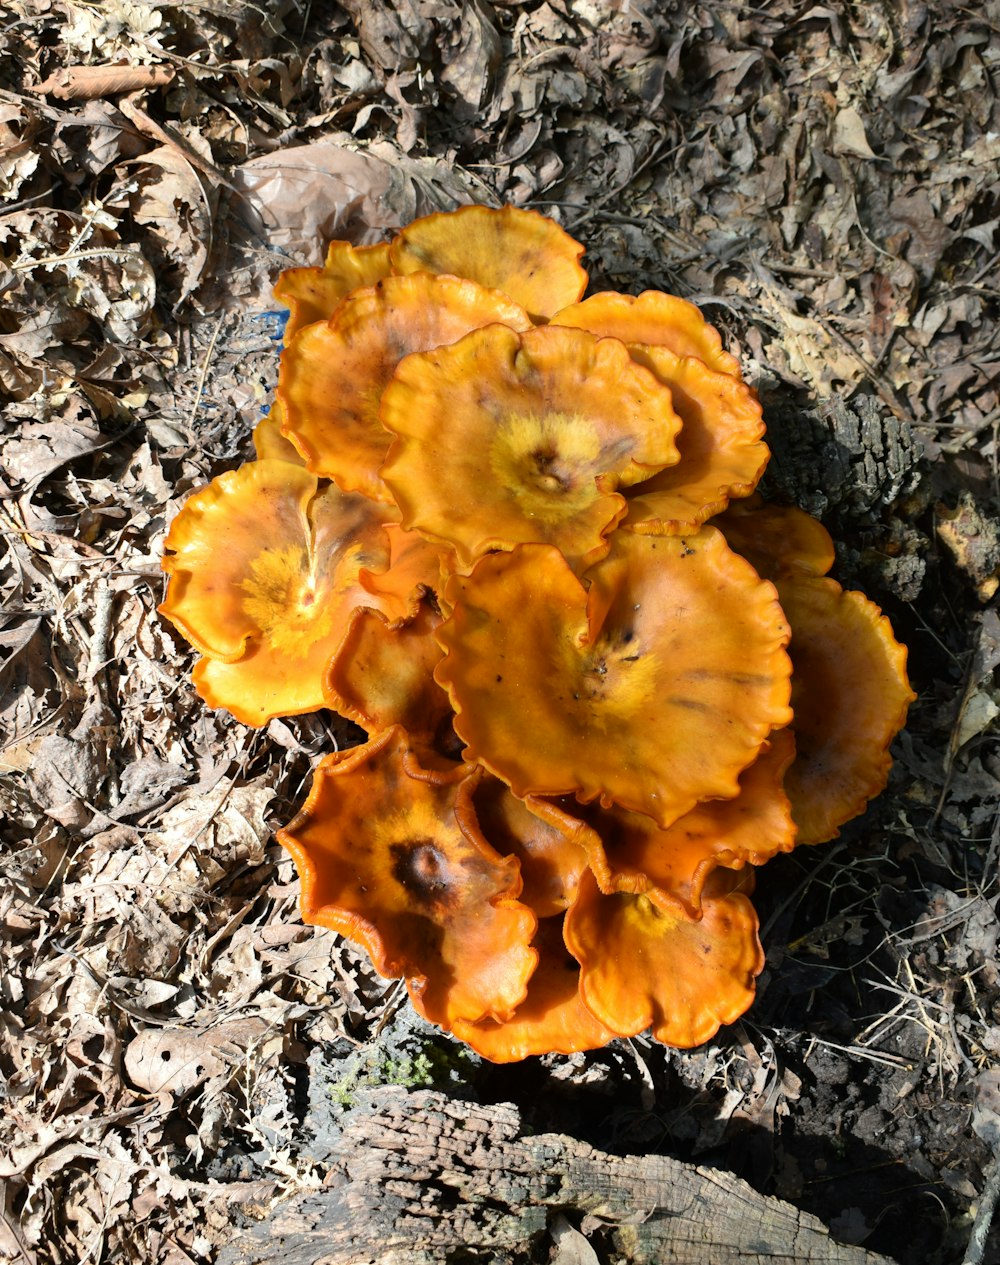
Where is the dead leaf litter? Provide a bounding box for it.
[2,1,1000,1262]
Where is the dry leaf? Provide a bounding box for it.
[224,138,484,305]
[550,1214,602,1265]
[32,62,175,100]
[124,1018,274,1095]
[127,144,215,307]
[833,106,877,159]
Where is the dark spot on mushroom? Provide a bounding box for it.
[529,445,573,494]
[391,840,452,908]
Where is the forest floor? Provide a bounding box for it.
[2,2,1000,1263]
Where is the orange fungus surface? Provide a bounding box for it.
[160,204,914,1061]
[564,868,765,1047]
[389,203,587,322]
[160,460,393,725]
[380,323,682,567]
[435,530,793,827]
[273,240,393,338]
[278,273,531,501]
[278,727,537,1028]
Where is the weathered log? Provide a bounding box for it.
[220,1087,898,1265]
[762,393,922,521]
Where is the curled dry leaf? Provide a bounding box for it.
[32,63,176,100]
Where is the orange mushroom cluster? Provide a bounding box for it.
[160,205,915,1062]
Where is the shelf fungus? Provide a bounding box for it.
[161,204,915,1061]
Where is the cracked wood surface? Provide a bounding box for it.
[221,1088,898,1265]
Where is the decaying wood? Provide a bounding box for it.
[762,393,922,521]
[220,1088,898,1265]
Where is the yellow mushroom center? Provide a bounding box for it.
[489,412,606,516]
[239,542,345,656]
[626,893,681,933]
[573,627,659,717]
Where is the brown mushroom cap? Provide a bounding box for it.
[564,867,764,1046]
[273,240,392,338]
[278,727,538,1027]
[277,273,532,501]
[577,728,797,916]
[159,460,394,725]
[434,529,792,827]
[551,290,741,377]
[451,916,615,1062]
[778,576,915,845]
[380,324,682,568]
[389,204,587,322]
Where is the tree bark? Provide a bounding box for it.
[220,1087,898,1265]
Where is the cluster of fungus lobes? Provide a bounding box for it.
[160,206,915,1062]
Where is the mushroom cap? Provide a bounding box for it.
[389,204,587,322]
[563,867,764,1047]
[778,576,915,845]
[434,529,792,827]
[356,518,452,627]
[252,399,305,466]
[358,522,452,626]
[451,916,615,1062]
[716,497,836,581]
[620,347,769,532]
[578,728,797,916]
[159,460,394,725]
[273,240,392,338]
[323,600,453,741]
[278,727,538,1027]
[471,776,595,918]
[380,324,682,568]
[277,273,532,501]
[551,290,741,378]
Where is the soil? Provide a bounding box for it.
[2,3,1000,1264]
